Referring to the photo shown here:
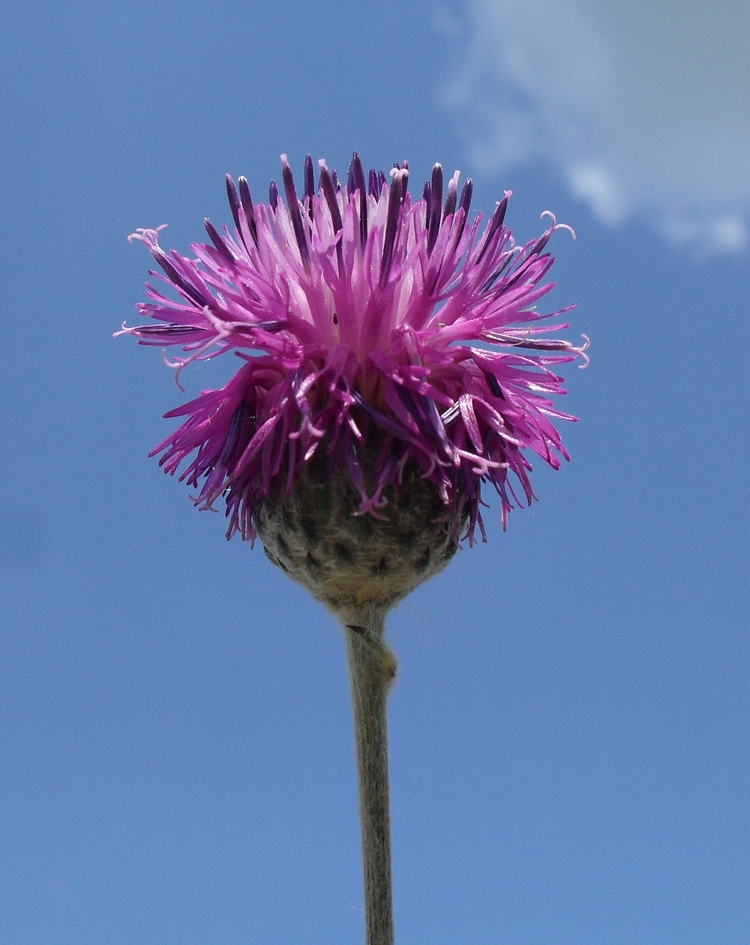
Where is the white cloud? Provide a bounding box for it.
[443,0,750,252]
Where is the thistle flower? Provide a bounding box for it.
[121,153,587,558]
[120,154,587,945]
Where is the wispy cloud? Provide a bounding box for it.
[443,0,750,252]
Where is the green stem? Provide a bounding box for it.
[343,615,397,945]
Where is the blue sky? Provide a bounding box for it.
[0,3,747,944]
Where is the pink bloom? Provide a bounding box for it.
[120,154,588,543]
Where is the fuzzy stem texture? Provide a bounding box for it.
[343,615,397,945]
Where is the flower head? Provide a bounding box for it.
[120,153,587,547]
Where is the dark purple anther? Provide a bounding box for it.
[349,153,368,248]
[269,180,279,209]
[380,167,408,287]
[155,253,211,308]
[282,155,311,268]
[350,389,415,442]
[303,155,315,217]
[453,178,474,243]
[458,179,473,219]
[529,229,553,257]
[368,168,380,198]
[132,324,209,338]
[477,193,509,262]
[443,174,458,219]
[204,218,235,265]
[225,175,242,234]
[331,169,340,191]
[368,170,387,199]
[319,162,343,233]
[218,400,253,467]
[486,372,505,399]
[319,160,344,271]
[427,164,443,255]
[237,177,259,247]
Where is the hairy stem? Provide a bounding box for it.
[343,615,397,945]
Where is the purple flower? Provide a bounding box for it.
[120,154,588,544]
